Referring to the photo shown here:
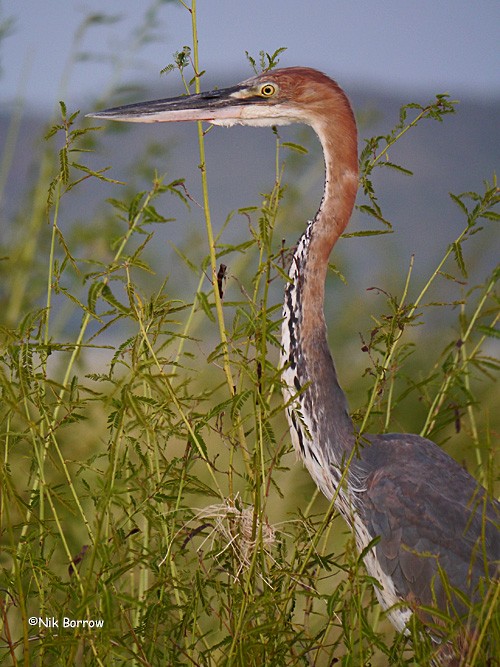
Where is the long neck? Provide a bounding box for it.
[281,92,359,501]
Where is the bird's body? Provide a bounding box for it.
[90,66,499,663]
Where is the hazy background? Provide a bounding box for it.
[3,0,500,110]
[1,0,499,327]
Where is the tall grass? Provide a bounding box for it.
[1,3,498,665]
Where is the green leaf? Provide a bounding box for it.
[451,241,467,279]
[357,536,380,565]
[191,429,208,459]
[481,210,500,221]
[357,204,393,227]
[476,325,500,339]
[101,284,130,314]
[59,147,69,184]
[196,291,215,322]
[282,141,308,155]
[231,389,252,419]
[383,161,413,176]
[342,229,393,238]
[449,192,468,216]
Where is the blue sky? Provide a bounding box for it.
[2,0,500,113]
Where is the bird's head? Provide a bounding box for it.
[87,66,354,133]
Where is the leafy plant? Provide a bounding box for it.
[0,2,498,666]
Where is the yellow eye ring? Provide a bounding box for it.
[260,84,276,97]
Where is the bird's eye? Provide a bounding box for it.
[260,84,276,97]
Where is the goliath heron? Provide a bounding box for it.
[89,67,499,663]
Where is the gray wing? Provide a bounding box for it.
[355,433,499,616]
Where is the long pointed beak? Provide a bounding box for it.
[87,84,249,124]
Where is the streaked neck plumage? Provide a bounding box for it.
[280,82,359,502]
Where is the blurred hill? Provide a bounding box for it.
[1,77,498,298]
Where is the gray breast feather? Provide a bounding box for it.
[354,433,499,614]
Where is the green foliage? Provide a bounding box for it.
[245,47,288,74]
[0,3,498,666]
[358,94,457,228]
